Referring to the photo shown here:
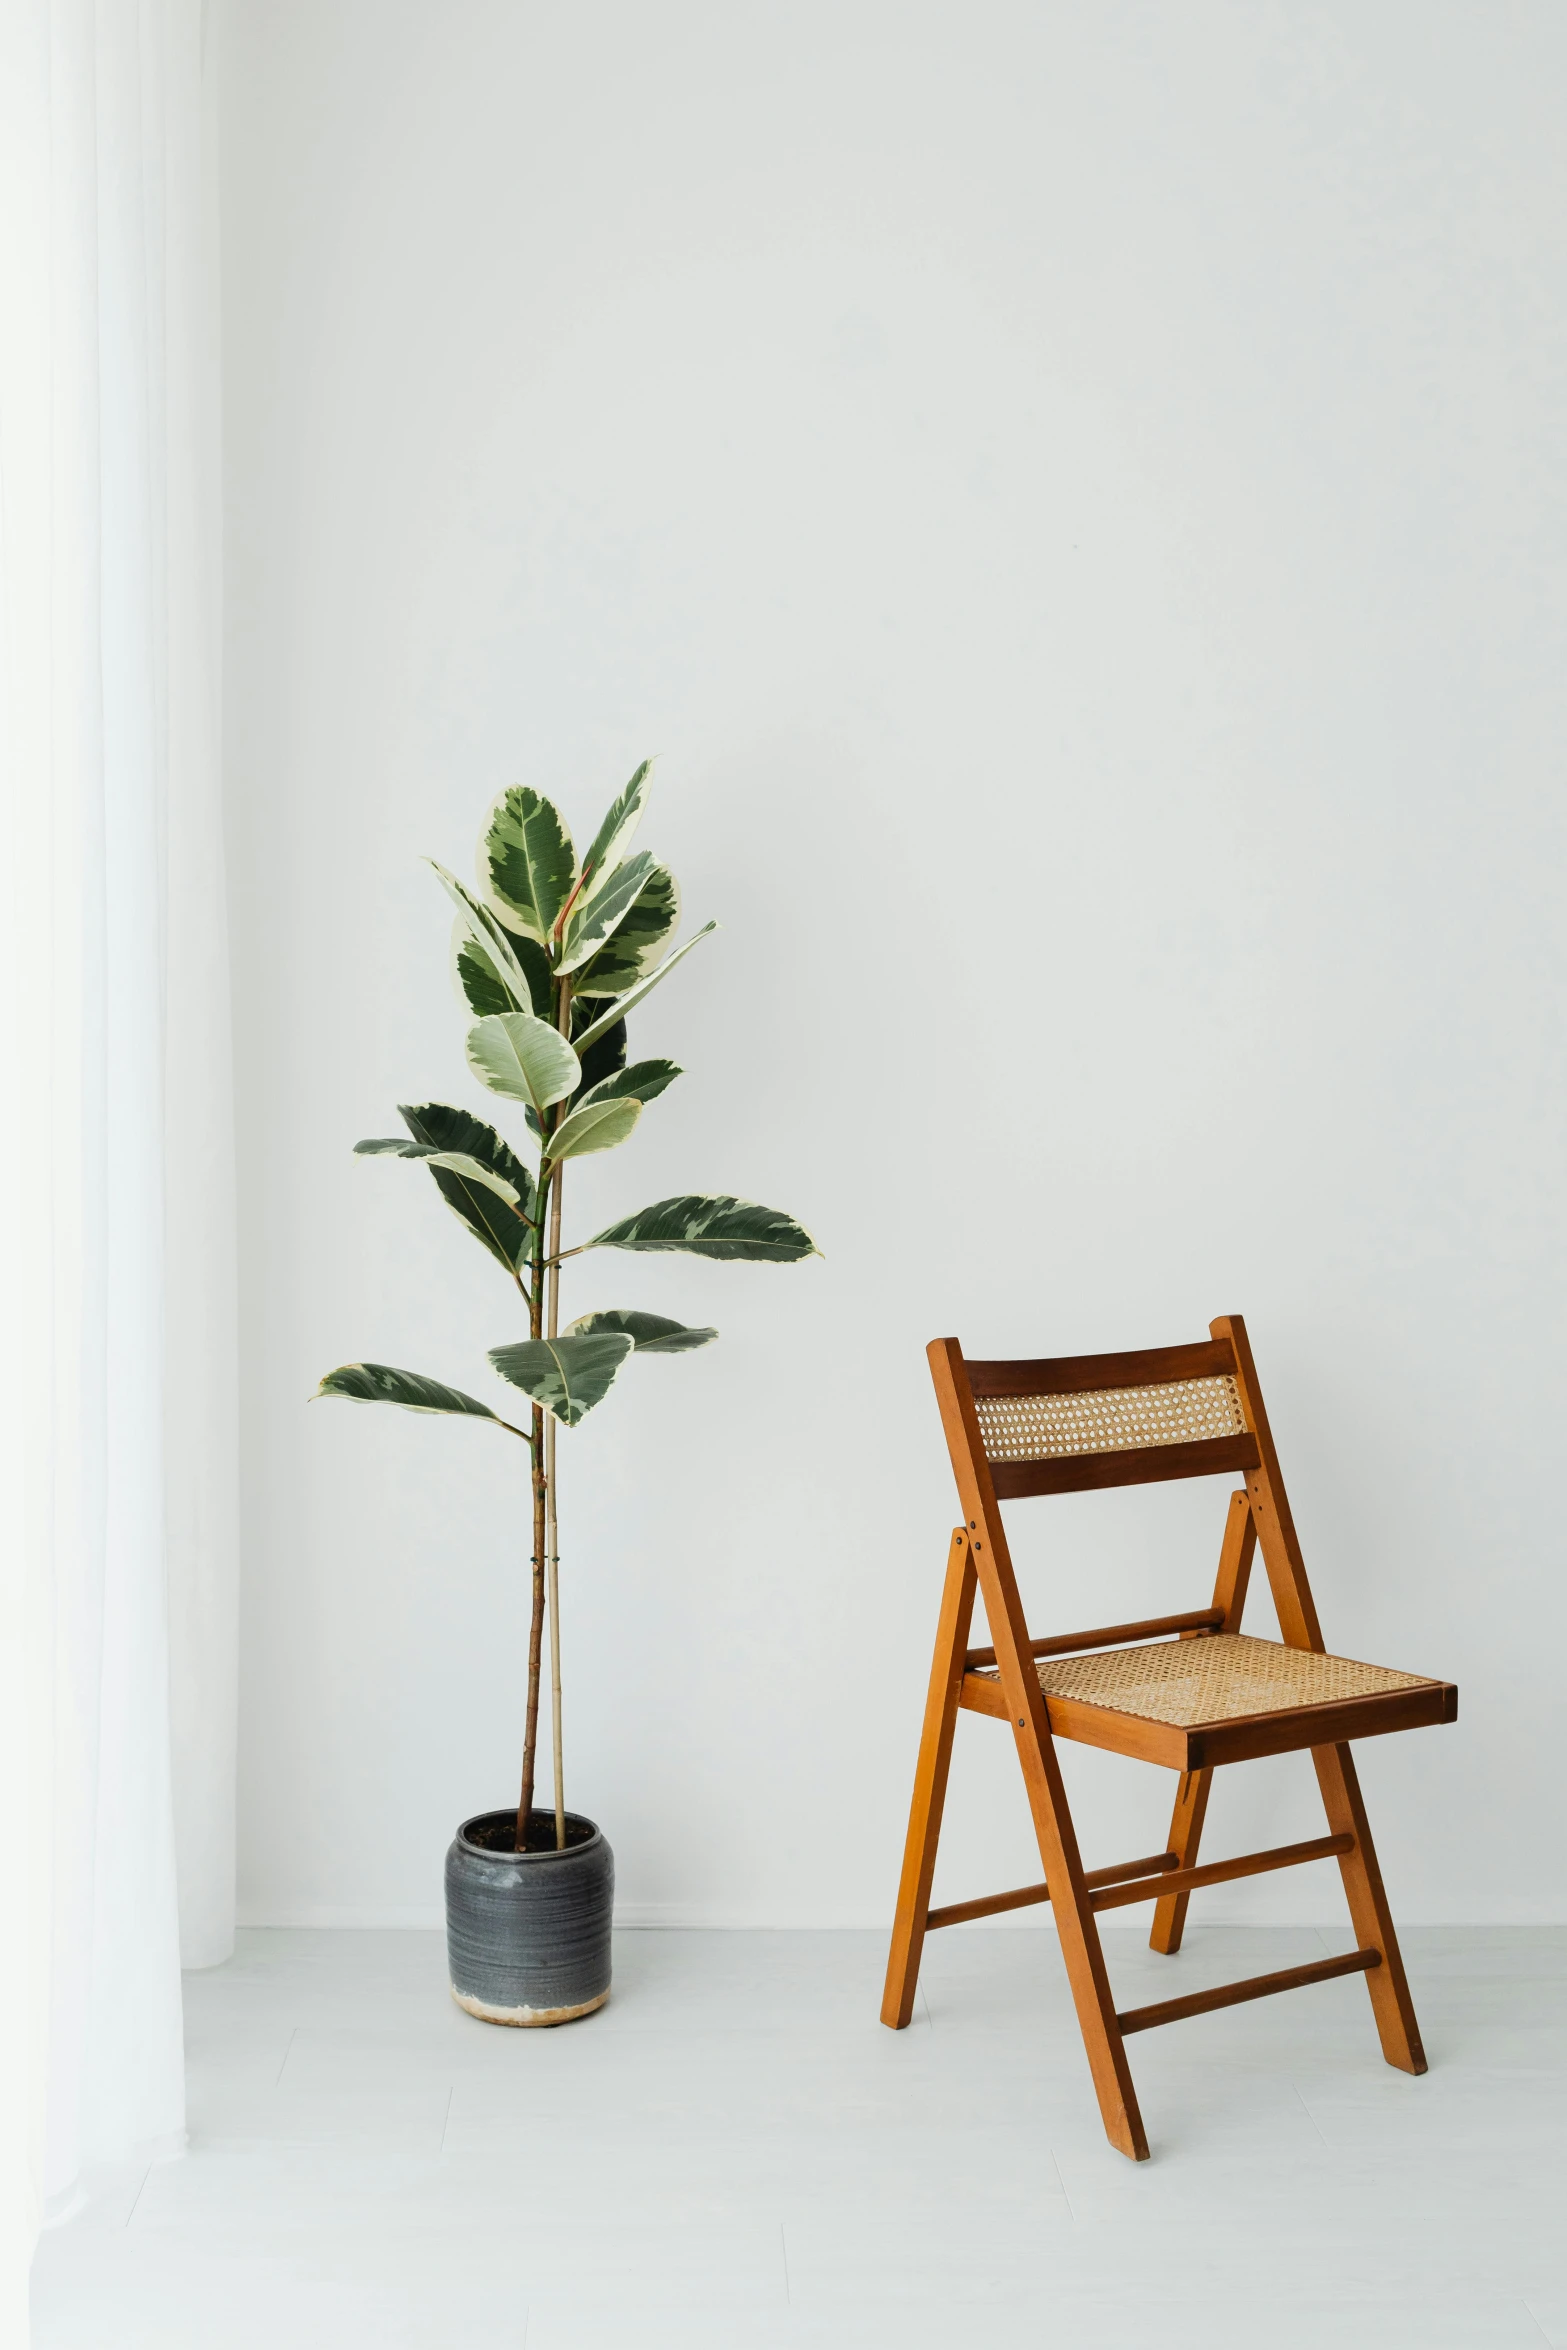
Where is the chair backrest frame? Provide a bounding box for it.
[964,1335,1259,1499]
[928,1313,1326,1659]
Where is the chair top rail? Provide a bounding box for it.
[965,1337,1237,1399]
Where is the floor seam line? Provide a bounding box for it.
[1051,2147,1076,2224]
[1289,2074,1332,2151]
[122,2167,151,2231]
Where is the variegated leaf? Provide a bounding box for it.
[545,1096,642,1164]
[482,786,577,941]
[575,1059,681,1111]
[573,863,681,998]
[567,1309,717,1354]
[487,1332,634,1426]
[315,1362,512,1425]
[587,1195,817,1261]
[558,850,657,975]
[571,1007,627,1099]
[452,920,551,1020]
[399,1103,536,1270]
[428,861,542,1015]
[354,1136,520,1205]
[572,922,718,1053]
[466,1012,580,1118]
[576,761,650,907]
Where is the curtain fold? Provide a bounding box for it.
[0,0,236,2312]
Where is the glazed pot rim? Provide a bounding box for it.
[456,1808,604,1864]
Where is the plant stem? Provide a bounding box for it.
[516,1272,546,1850]
[543,1222,564,1850]
[544,977,572,1851]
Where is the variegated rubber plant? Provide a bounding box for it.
[315,764,815,1852]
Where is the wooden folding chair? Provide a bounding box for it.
[881,1315,1456,2160]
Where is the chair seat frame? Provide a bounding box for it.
[880,1314,1457,2161]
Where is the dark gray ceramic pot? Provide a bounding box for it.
[445,1810,613,2026]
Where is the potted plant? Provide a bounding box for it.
[315,763,815,2023]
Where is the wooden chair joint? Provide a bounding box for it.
[958,1671,1011,1718]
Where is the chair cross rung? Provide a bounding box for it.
[926,1849,1178,1931]
[1118,1947,1381,2036]
[1089,1831,1353,1912]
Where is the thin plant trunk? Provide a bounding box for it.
[544,1201,564,1849]
[516,964,575,1855]
[516,1397,547,1848]
[516,1250,547,1849]
[544,978,571,1849]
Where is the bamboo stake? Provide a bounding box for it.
[515,999,553,1853]
[544,1212,564,1850]
[516,1383,546,1852]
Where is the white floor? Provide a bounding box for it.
[32,1924,1567,2349]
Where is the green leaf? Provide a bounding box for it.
[571,1008,627,1099]
[572,922,718,1053]
[315,1362,513,1425]
[573,864,681,998]
[428,861,543,1015]
[399,1104,536,1270]
[558,850,657,975]
[535,1013,631,1144]
[454,939,513,1019]
[587,1194,818,1262]
[577,760,651,908]
[354,1136,520,1206]
[576,1059,681,1111]
[453,921,551,1020]
[568,1309,718,1354]
[487,1332,634,1426]
[467,1012,580,1118]
[483,786,577,942]
[545,1095,642,1164]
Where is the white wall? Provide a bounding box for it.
[220,0,1567,1930]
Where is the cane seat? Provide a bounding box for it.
[964,1630,1454,1769]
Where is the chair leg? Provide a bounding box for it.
[880,1533,976,2030]
[1012,1714,1150,2161]
[1313,1740,1427,2075]
[1152,1491,1256,1955]
[1149,1766,1212,1956]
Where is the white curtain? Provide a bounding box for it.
[0,0,237,2317]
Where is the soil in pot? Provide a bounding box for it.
[464,1811,599,1856]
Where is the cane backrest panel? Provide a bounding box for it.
[974,1375,1246,1465]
